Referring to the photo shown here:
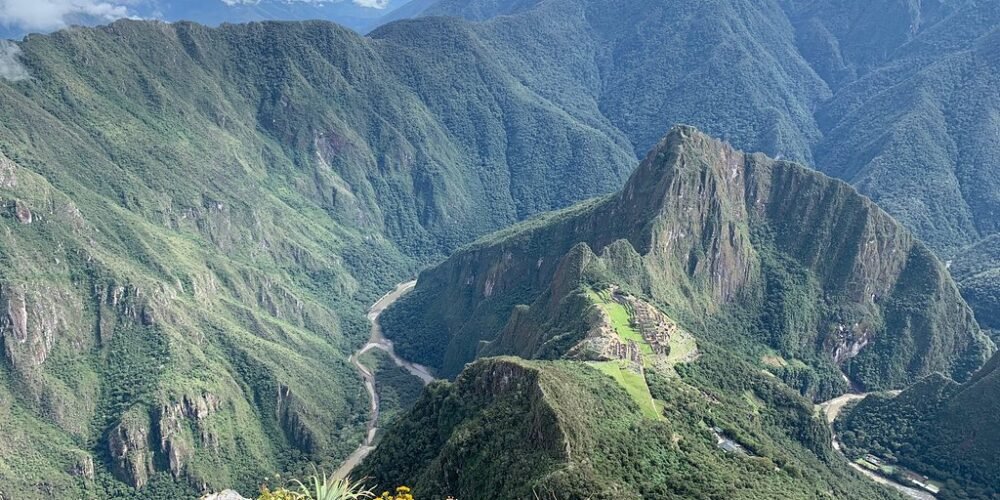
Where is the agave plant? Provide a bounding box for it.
[294,470,374,500]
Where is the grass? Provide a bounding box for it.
[588,288,698,370]
[665,331,699,367]
[588,361,660,420]
[587,289,655,360]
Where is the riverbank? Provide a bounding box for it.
[818,392,934,500]
[333,280,435,480]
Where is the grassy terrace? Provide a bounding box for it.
[587,289,655,359]
[585,288,663,419]
[588,287,698,368]
[588,361,660,419]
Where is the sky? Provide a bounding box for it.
[0,0,401,37]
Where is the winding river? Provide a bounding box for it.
[333,283,935,498]
[333,280,435,480]
[818,392,934,500]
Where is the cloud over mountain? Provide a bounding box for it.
[0,0,134,32]
[0,40,29,80]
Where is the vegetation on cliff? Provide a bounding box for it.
[359,356,900,499]
[382,126,993,397]
[838,354,1000,499]
[1,0,998,495]
[420,0,1000,363]
[0,18,634,497]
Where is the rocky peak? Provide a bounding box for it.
[384,126,993,391]
[618,125,747,224]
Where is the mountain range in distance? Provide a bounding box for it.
[0,0,434,40]
[0,0,998,498]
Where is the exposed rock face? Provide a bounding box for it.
[0,283,81,369]
[276,384,319,454]
[13,200,31,224]
[0,153,17,189]
[106,392,226,487]
[70,452,95,480]
[109,410,156,488]
[384,126,994,391]
[158,393,223,478]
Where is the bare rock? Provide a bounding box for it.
[70,452,95,480]
[13,200,30,224]
[201,490,250,500]
[108,410,155,488]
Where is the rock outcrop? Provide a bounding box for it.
[384,126,994,392]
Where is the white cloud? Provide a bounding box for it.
[0,0,135,32]
[220,0,390,10]
[0,0,392,35]
[0,40,29,81]
[351,0,389,8]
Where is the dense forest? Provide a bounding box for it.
[838,354,1000,499]
[381,127,991,396]
[0,0,997,497]
[360,356,900,499]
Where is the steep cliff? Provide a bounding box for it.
[383,126,993,393]
[0,19,636,497]
[359,356,900,499]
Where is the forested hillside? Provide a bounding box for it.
[417,0,1000,328]
[0,0,997,496]
[0,19,634,497]
[360,356,901,499]
[382,127,992,397]
[839,354,1000,499]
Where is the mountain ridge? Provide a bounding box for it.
[0,4,997,496]
[358,355,902,499]
[382,126,993,393]
[839,351,1000,498]
[0,17,635,496]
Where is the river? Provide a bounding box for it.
[332,280,436,480]
[817,392,934,500]
[333,285,936,497]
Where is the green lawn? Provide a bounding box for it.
[587,289,655,359]
[589,361,660,419]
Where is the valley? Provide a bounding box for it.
[333,279,432,481]
[360,126,988,498]
[818,392,935,500]
[0,1,997,497]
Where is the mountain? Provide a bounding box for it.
[419,0,830,163]
[381,126,993,396]
[949,234,1000,339]
[144,0,409,33]
[0,18,634,497]
[0,0,418,40]
[838,353,1000,499]
[417,0,1000,344]
[0,1,998,496]
[359,356,900,499]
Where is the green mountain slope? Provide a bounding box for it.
[418,0,1000,334]
[421,0,830,162]
[839,353,1000,499]
[950,234,1000,340]
[0,1,997,495]
[359,356,901,499]
[382,127,993,394]
[0,19,635,497]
